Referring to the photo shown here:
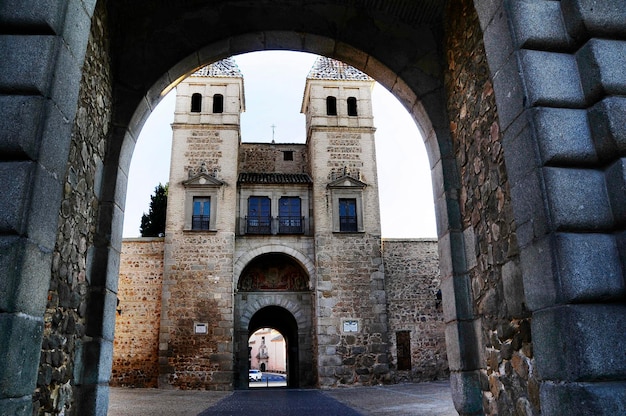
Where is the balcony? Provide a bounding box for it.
[277,216,304,234]
[243,216,306,235]
[192,215,210,230]
[339,216,358,232]
[246,216,272,235]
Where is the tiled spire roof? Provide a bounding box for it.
[306,57,372,81]
[191,57,243,77]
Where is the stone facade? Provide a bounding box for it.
[113,236,444,389]
[110,58,447,391]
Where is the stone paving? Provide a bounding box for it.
[107,381,456,416]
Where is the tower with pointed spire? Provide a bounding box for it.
[301,57,389,386]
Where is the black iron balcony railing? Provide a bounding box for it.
[277,216,304,234]
[245,216,272,234]
[242,216,306,235]
[339,215,358,232]
[192,215,210,230]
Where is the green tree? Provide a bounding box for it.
[140,183,168,237]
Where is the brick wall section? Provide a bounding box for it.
[383,239,448,381]
[32,4,111,414]
[111,238,164,387]
[444,1,534,413]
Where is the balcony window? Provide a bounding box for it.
[247,196,271,234]
[278,197,303,234]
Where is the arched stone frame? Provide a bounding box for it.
[2,1,626,415]
[234,245,316,290]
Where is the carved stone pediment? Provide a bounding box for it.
[183,173,225,188]
[327,175,367,189]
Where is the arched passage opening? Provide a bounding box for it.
[248,307,299,388]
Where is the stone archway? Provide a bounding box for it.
[234,254,314,389]
[2,1,626,415]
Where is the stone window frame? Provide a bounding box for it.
[237,185,310,235]
[182,174,224,232]
[327,176,367,233]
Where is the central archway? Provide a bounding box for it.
[234,254,314,389]
[248,307,298,387]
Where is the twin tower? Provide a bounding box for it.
[161,56,388,389]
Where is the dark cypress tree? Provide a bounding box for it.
[140,183,168,237]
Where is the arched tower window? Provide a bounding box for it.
[213,94,224,113]
[326,96,337,116]
[347,97,358,116]
[191,93,202,112]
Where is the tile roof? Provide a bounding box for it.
[238,173,313,184]
[191,57,242,77]
[307,57,372,81]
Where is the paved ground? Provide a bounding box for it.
[108,381,456,416]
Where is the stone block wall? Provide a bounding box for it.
[32,3,111,415]
[383,239,448,382]
[444,1,532,413]
[110,238,164,387]
[315,233,390,387]
[238,143,308,174]
[159,231,236,390]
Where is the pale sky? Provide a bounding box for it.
[123,51,437,239]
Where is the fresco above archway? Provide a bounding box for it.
[238,254,309,292]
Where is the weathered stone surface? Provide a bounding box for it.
[33,3,111,414]
[383,239,447,382]
[110,239,164,387]
[444,1,535,414]
[533,304,626,381]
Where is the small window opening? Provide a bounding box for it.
[191,93,202,112]
[347,97,358,116]
[213,94,224,113]
[326,96,337,116]
[283,151,294,161]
